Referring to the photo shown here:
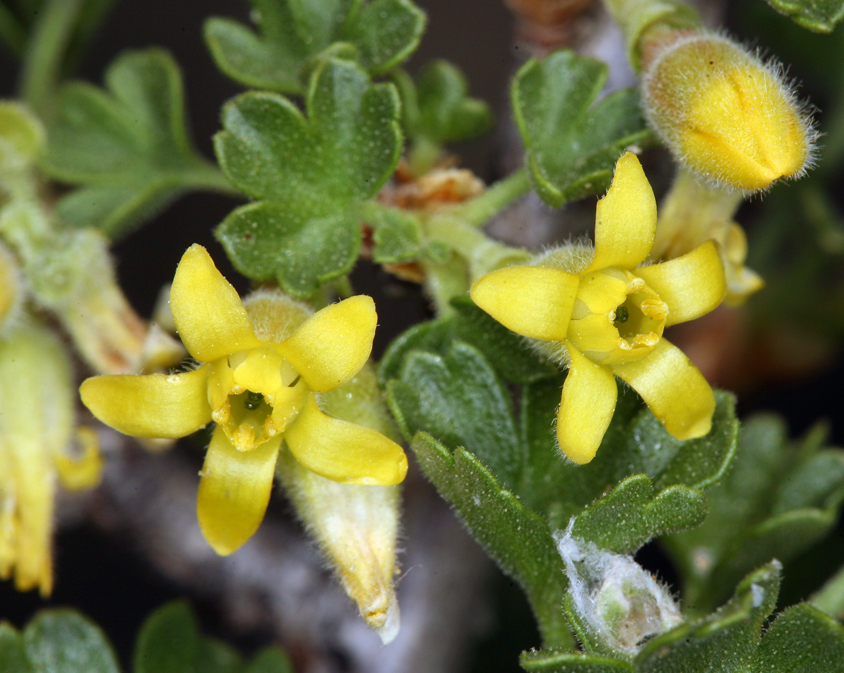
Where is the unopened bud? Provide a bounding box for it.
[555,521,683,654]
[642,31,816,191]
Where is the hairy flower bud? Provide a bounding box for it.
[277,363,403,644]
[641,31,816,191]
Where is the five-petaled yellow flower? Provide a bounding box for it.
[471,153,726,464]
[81,245,407,555]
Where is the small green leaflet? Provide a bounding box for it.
[41,48,230,238]
[512,50,652,208]
[204,0,425,93]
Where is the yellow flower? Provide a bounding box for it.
[80,244,407,555]
[471,153,726,464]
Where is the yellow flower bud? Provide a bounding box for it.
[641,31,816,191]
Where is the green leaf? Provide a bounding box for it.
[571,474,706,555]
[204,0,425,93]
[243,647,295,673]
[410,431,572,648]
[764,0,844,32]
[634,562,781,673]
[511,50,652,208]
[362,203,424,263]
[135,601,248,673]
[0,624,34,673]
[134,601,201,673]
[377,299,556,388]
[41,48,229,238]
[398,60,493,145]
[388,341,524,489]
[665,415,844,613]
[750,603,844,672]
[519,386,737,529]
[520,649,634,673]
[23,609,119,673]
[450,297,558,384]
[216,202,361,295]
[214,58,401,294]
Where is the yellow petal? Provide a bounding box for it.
[80,366,212,438]
[231,346,284,395]
[470,266,580,341]
[170,244,262,362]
[567,313,621,357]
[276,296,377,393]
[196,427,282,555]
[636,240,726,327]
[575,270,628,314]
[557,344,618,464]
[284,396,407,485]
[612,338,715,441]
[584,153,657,274]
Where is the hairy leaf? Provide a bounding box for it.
[41,48,227,237]
[764,0,844,32]
[665,416,844,612]
[396,60,493,145]
[205,0,425,92]
[215,58,401,294]
[512,50,652,207]
[410,431,572,648]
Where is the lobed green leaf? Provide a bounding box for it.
[41,48,226,237]
[388,341,524,489]
[634,562,781,673]
[748,603,844,672]
[204,0,425,93]
[214,58,401,294]
[665,415,844,613]
[512,50,652,208]
[397,60,493,145]
[570,474,706,555]
[410,431,572,648]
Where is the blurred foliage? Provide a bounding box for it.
[0,601,292,673]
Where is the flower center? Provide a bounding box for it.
[567,268,668,365]
[207,346,307,451]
